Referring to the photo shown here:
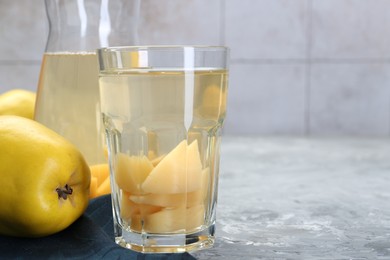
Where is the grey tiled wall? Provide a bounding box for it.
[1,0,390,136]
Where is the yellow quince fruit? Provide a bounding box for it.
[0,116,90,237]
[0,89,36,119]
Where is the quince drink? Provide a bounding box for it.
[35,52,106,165]
[100,68,227,252]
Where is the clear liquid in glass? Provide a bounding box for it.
[100,68,228,252]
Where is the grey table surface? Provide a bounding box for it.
[191,137,390,260]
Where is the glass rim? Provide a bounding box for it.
[97,45,229,71]
[97,45,229,53]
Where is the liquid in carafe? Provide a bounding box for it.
[35,52,105,165]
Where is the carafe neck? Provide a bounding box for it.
[44,0,140,52]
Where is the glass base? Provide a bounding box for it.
[115,224,215,253]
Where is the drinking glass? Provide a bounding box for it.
[98,46,229,253]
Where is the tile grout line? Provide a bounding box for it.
[305,0,313,136]
[0,60,41,65]
[386,57,390,137]
[220,0,226,46]
[230,58,390,64]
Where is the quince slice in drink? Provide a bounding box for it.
[120,191,162,220]
[143,205,205,233]
[142,140,203,194]
[115,154,154,194]
[131,167,210,207]
[129,190,201,208]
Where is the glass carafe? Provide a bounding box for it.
[34,0,140,166]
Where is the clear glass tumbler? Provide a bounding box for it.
[97,46,229,253]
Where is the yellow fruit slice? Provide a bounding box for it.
[130,166,209,208]
[96,176,111,196]
[90,164,109,186]
[129,214,142,232]
[143,205,205,233]
[130,193,186,208]
[115,154,154,194]
[187,139,203,181]
[89,176,98,199]
[89,164,111,198]
[150,155,165,167]
[142,140,203,194]
[120,192,140,220]
[129,190,203,208]
[120,192,162,221]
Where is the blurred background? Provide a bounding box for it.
[1,0,390,136]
